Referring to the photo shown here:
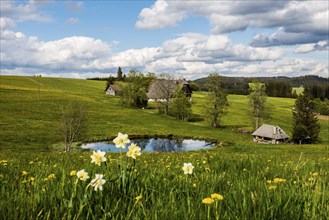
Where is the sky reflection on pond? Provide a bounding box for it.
[81,138,216,152]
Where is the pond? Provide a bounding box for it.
[81,138,217,152]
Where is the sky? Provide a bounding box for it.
[0,0,328,80]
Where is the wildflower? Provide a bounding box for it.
[22,171,29,176]
[126,143,142,159]
[135,195,142,202]
[211,193,223,200]
[202,198,214,205]
[268,185,277,190]
[70,170,77,176]
[48,173,56,179]
[77,169,90,181]
[202,160,207,164]
[205,167,211,172]
[273,178,286,184]
[90,150,107,166]
[312,172,319,177]
[90,174,106,191]
[183,163,194,175]
[29,161,33,165]
[192,183,197,188]
[266,180,273,184]
[113,132,130,149]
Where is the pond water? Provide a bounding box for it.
[81,138,216,152]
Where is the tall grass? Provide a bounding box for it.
[1,144,328,219]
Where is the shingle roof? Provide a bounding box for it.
[147,79,191,99]
[252,124,289,139]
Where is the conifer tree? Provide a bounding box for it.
[292,93,320,144]
[117,67,123,81]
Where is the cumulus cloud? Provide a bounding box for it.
[294,41,329,54]
[135,0,186,29]
[0,0,53,23]
[136,0,328,47]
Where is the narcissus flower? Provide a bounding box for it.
[90,150,107,166]
[183,163,194,175]
[126,143,142,159]
[90,174,106,191]
[211,193,223,200]
[77,169,90,181]
[202,198,214,205]
[113,132,130,149]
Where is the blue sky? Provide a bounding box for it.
[1,0,328,79]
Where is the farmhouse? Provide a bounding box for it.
[105,84,122,96]
[252,124,289,144]
[147,79,193,101]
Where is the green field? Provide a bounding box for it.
[1,75,328,219]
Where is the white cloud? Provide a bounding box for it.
[294,41,329,53]
[136,0,328,47]
[0,0,53,23]
[135,0,186,29]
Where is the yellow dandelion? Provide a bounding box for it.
[312,172,319,177]
[70,170,77,176]
[273,178,286,184]
[192,183,197,188]
[268,185,277,190]
[48,173,56,179]
[211,193,223,200]
[29,161,33,165]
[22,171,29,176]
[202,198,214,205]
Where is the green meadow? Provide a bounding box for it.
[1,75,328,219]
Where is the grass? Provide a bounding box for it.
[1,75,329,219]
[292,87,304,95]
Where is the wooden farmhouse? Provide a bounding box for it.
[105,84,122,96]
[147,80,193,102]
[252,124,289,144]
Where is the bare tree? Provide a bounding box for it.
[60,102,88,152]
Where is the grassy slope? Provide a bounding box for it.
[0,75,328,152]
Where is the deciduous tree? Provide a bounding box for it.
[249,81,268,130]
[205,74,228,128]
[60,102,88,152]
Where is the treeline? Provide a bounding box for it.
[194,75,329,99]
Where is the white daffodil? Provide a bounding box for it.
[126,143,142,159]
[183,163,194,175]
[90,150,107,166]
[90,174,106,191]
[113,132,130,149]
[76,169,90,181]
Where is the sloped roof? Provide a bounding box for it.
[252,124,289,139]
[147,79,191,99]
[105,84,122,92]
